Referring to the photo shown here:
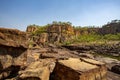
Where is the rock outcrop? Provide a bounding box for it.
[1,27,118,80]
[0,28,27,79]
[47,24,74,43]
[52,58,107,80]
[99,20,120,34]
[63,43,120,57]
[0,28,27,47]
[26,26,38,33]
[27,23,75,46]
[26,44,108,80]
[19,61,51,80]
[74,27,99,36]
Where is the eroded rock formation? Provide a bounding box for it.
[19,61,51,80]
[63,43,120,57]
[53,58,107,80]
[0,28,27,79]
[1,27,119,80]
[99,21,120,34]
[27,23,75,45]
[26,26,38,33]
[26,44,108,80]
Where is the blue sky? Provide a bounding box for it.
[0,0,120,31]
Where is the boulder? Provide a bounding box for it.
[0,55,12,79]
[0,46,27,79]
[52,58,107,80]
[19,61,51,80]
[0,71,11,79]
[0,55,13,70]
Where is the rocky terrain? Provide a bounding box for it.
[0,28,27,79]
[0,26,120,80]
[27,22,75,46]
[62,44,120,80]
[63,42,120,57]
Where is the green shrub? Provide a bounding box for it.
[32,26,47,36]
[66,33,120,44]
[103,34,119,40]
[76,34,101,42]
[117,33,120,39]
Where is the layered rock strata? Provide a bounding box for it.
[53,58,107,80]
[0,28,27,79]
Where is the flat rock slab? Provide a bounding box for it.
[53,58,107,80]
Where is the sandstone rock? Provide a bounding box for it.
[27,23,75,45]
[0,55,13,70]
[74,27,99,36]
[26,22,101,45]
[48,44,58,48]
[0,28,28,79]
[107,71,120,80]
[39,48,79,60]
[63,44,120,58]
[26,26,38,33]
[31,33,48,46]
[95,57,120,64]
[0,71,11,79]
[0,45,27,67]
[0,54,13,79]
[19,61,50,80]
[94,56,120,71]
[53,58,107,80]
[27,52,40,64]
[0,28,27,48]
[79,53,95,59]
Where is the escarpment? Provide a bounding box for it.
[27,23,75,46]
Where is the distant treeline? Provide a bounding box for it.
[27,19,120,35]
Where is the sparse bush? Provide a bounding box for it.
[31,26,47,36]
[63,33,120,45]
[103,34,119,40]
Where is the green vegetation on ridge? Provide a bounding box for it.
[27,20,120,45]
[63,33,120,45]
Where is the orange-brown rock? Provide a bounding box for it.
[0,27,27,47]
[26,26,38,33]
[0,28,28,79]
[47,24,74,43]
[74,27,99,36]
[27,23,75,46]
[19,60,51,80]
[53,58,107,80]
[33,33,48,45]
